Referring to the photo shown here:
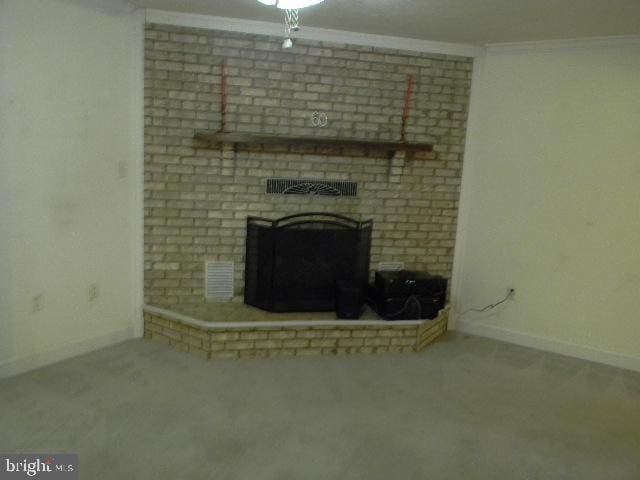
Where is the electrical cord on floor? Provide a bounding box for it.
[458,288,515,317]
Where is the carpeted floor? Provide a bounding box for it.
[1,334,639,479]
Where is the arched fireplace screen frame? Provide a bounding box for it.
[245,212,372,312]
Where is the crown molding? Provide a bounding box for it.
[145,9,484,58]
[487,35,640,54]
[60,0,137,15]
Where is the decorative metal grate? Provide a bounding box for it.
[266,178,357,197]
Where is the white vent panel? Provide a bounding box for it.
[377,262,405,272]
[205,261,234,301]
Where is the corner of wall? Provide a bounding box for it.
[130,6,146,338]
[449,50,486,330]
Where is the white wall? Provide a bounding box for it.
[0,0,143,377]
[1,2,637,376]
[453,41,640,370]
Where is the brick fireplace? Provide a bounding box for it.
[144,23,472,308]
[143,23,471,357]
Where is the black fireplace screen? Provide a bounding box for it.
[245,213,372,312]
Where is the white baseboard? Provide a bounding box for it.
[0,327,136,379]
[455,319,640,373]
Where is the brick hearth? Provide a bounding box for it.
[143,306,449,360]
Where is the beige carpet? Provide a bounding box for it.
[1,333,639,479]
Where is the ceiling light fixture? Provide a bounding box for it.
[257,0,325,8]
[256,0,326,49]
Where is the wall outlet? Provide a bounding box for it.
[32,294,44,313]
[88,283,100,301]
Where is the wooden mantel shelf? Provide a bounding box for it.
[193,131,433,158]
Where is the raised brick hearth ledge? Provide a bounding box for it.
[143,304,449,360]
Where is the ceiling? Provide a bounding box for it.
[131,0,640,45]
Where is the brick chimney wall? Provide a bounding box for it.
[144,24,472,306]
